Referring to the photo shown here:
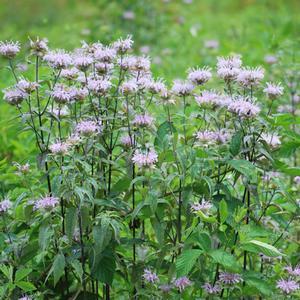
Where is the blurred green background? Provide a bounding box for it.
[0,0,299,167]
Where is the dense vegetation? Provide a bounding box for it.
[1,1,300,299]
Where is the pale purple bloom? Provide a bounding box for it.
[94,46,116,63]
[146,79,166,94]
[0,41,20,58]
[18,296,32,300]
[51,107,69,117]
[113,35,133,54]
[295,177,300,185]
[285,265,300,276]
[292,95,300,103]
[3,88,27,105]
[262,171,280,182]
[191,199,213,213]
[87,78,112,96]
[49,141,70,155]
[29,37,48,56]
[173,276,192,292]
[120,80,138,95]
[43,50,72,69]
[66,134,81,146]
[276,279,299,294]
[0,199,12,213]
[51,84,72,104]
[142,269,159,284]
[140,45,151,54]
[172,80,194,96]
[263,82,284,99]
[236,67,264,87]
[123,10,135,20]
[159,284,172,292]
[188,67,212,85]
[202,282,221,294]
[204,39,219,49]
[132,56,151,72]
[228,97,260,118]
[195,90,220,107]
[261,133,281,148]
[73,53,93,71]
[217,55,242,81]
[117,56,136,70]
[95,62,113,74]
[120,135,132,147]
[132,149,158,168]
[76,120,100,135]
[195,130,229,145]
[264,54,277,65]
[133,114,154,127]
[16,79,39,94]
[219,272,242,285]
[70,87,88,102]
[60,68,80,80]
[34,195,59,210]
[14,162,30,175]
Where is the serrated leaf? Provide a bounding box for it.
[176,249,202,276]
[53,254,65,286]
[219,199,228,224]
[15,268,32,282]
[209,249,240,271]
[16,281,36,292]
[66,207,77,241]
[242,240,283,257]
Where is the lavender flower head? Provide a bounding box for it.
[0,41,20,58]
[50,84,72,104]
[172,276,192,292]
[236,67,264,87]
[204,39,219,50]
[16,79,39,94]
[49,141,70,155]
[120,80,138,95]
[73,53,93,71]
[3,88,27,106]
[43,49,72,69]
[113,35,133,54]
[261,133,281,148]
[30,37,48,56]
[276,279,299,294]
[191,199,213,214]
[87,78,112,96]
[18,296,32,300]
[0,199,13,213]
[133,114,154,127]
[34,195,59,210]
[142,269,159,284]
[172,80,194,96]
[188,67,212,85]
[284,265,300,276]
[94,46,116,63]
[132,56,151,72]
[195,90,220,107]
[60,68,80,80]
[219,272,242,285]
[263,82,284,99]
[76,120,101,136]
[217,55,242,81]
[132,149,158,168]
[228,96,260,118]
[202,282,221,295]
[120,135,132,147]
[294,176,300,185]
[264,54,277,65]
[159,284,172,293]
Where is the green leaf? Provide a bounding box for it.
[209,249,240,271]
[15,268,32,282]
[16,281,36,292]
[230,131,243,156]
[196,210,217,223]
[176,249,202,276]
[219,199,228,224]
[90,249,116,285]
[71,260,83,282]
[154,121,176,149]
[241,240,283,257]
[93,221,112,254]
[111,177,131,194]
[53,254,65,286]
[197,232,211,252]
[228,159,257,181]
[66,207,77,241]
